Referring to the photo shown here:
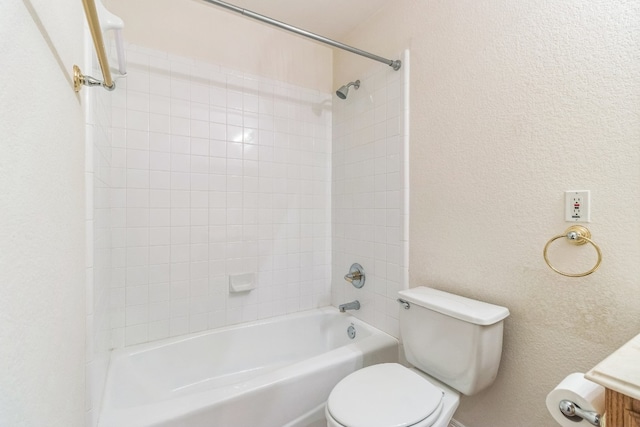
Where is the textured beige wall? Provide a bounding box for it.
[0,1,86,426]
[105,0,333,92]
[335,1,640,426]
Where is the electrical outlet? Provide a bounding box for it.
[565,190,590,222]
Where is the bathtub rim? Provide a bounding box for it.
[108,306,383,359]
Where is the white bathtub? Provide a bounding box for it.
[99,307,398,427]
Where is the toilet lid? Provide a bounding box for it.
[327,363,444,427]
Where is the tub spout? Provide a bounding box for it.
[339,300,360,312]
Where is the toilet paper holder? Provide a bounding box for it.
[559,400,601,426]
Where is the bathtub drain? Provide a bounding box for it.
[347,324,356,339]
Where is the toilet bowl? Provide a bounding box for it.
[325,363,460,427]
[325,286,509,427]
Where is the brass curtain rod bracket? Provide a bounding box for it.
[74,0,124,92]
[73,65,115,92]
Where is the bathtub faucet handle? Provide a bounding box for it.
[344,263,365,288]
[344,271,362,282]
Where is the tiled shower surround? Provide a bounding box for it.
[101,44,408,348]
[108,46,332,347]
[331,52,409,337]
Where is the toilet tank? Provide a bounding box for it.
[397,287,509,395]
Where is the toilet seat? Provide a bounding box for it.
[326,363,444,427]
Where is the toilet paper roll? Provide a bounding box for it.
[546,372,605,426]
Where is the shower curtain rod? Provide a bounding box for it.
[201,0,402,71]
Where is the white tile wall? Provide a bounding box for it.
[109,45,332,347]
[331,51,409,338]
[85,44,114,426]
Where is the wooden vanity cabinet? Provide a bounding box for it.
[605,388,640,427]
[585,334,640,427]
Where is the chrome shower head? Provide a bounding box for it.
[336,80,360,99]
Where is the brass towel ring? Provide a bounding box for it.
[543,225,602,277]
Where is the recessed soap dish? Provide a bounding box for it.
[229,273,256,293]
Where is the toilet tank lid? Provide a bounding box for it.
[398,287,510,325]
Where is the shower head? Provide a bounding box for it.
[336,80,360,99]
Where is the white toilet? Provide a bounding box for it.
[325,286,510,427]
